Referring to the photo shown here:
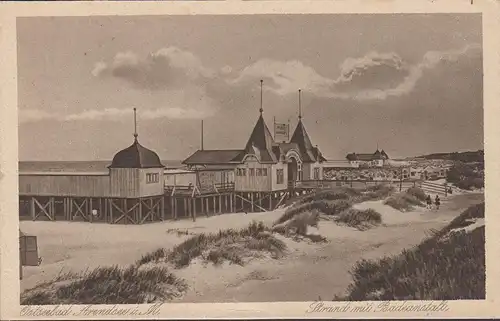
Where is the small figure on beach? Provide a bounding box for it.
[448,187,453,195]
[435,195,441,210]
[426,195,432,209]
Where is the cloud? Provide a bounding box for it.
[19,106,213,124]
[19,86,216,124]
[228,59,334,96]
[92,46,215,90]
[229,43,482,101]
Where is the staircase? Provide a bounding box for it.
[420,180,448,197]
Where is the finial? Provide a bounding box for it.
[298,89,302,120]
[133,108,138,141]
[259,79,264,114]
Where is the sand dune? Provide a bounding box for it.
[20,193,484,302]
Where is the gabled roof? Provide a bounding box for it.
[182,149,244,165]
[242,114,278,163]
[289,119,319,163]
[346,149,389,162]
[109,138,164,169]
[373,149,383,160]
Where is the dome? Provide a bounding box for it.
[109,138,164,169]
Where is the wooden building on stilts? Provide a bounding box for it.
[19,108,167,224]
[182,81,326,213]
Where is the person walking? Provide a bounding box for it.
[426,195,432,210]
[435,195,441,210]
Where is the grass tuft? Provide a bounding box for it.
[138,221,287,268]
[384,191,423,212]
[21,265,187,305]
[335,203,485,301]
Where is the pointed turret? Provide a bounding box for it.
[242,80,278,163]
[289,90,323,162]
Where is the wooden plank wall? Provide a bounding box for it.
[109,168,139,198]
[19,174,111,197]
[138,168,165,197]
[235,159,272,192]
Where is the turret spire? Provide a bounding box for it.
[133,108,138,142]
[259,79,264,115]
[298,89,302,120]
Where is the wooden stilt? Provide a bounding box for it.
[138,198,143,224]
[89,198,93,223]
[205,197,209,217]
[30,197,35,221]
[251,193,254,212]
[171,197,175,220]
[218,195,222,214]
[213,196,216,215]
[161,196,165,221]
[192,198,196,222]
[110,199,114,224]
[230,193,234,213]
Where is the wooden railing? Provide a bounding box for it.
[165,182,235,196]
[213,182,235,193]
[294,179,420,191]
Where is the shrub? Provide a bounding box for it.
[21,265,187,305]
[406,187,427,202]
[384,192,423,212]
[456,177,484,190]
[324,199,353,216]
[335,209,382,230]
[337,203,486,301]
[447,162,484,190]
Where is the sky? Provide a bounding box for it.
[17,14,483,161]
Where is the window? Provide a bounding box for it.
[146,173,159,184]
[249,168,255,176]
[236,168,247,177]
[313,168,320,180]
[262,168,268,176]
[256,168,262,176]
[276,169,284,184]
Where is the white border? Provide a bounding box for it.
[1,0,499,319]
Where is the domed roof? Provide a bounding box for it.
[109,138,164,169]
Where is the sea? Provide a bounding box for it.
[19,160,184,173]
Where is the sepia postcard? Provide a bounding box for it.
[1,0,500,319]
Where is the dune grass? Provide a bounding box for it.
[335,208,382,231]
[276,184,394,230]
[384,187,426,212]
[336,203,485,301]
[21,265,187,305]
[138,221,287,268]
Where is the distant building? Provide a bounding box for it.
[345,149,390,168]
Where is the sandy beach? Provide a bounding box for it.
[20,192,484,302]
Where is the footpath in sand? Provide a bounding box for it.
[20,192,484,302]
